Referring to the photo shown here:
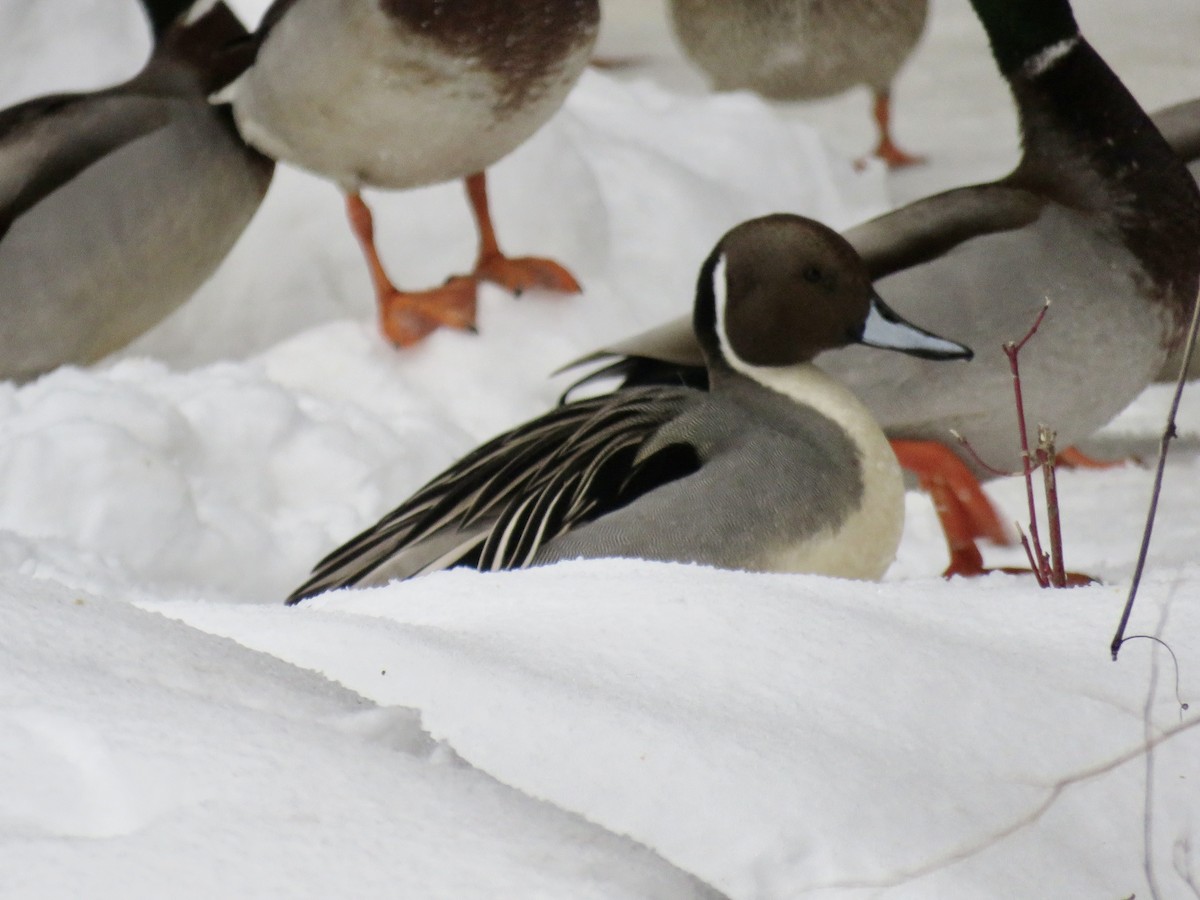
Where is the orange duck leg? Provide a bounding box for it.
[890,439,1011,578]
[892,439,1098,585]
[345,192,477,348]
[870,89,925,170]
[1057,446,1133,470]
[465,171,582,296]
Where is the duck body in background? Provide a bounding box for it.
[667,0,928,167]
[1149,96,1200,382]
[287,214,972,603]
[571,0,1200,574]
[0,2,273,383]
[226,0,601,347]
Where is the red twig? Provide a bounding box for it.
[950,429,1015,478]
[1004,301,1053,585]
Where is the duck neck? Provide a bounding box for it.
[975,0,1200,325]
[973,0,1159,184]
[1006,40,1167,189]
[692,249,738,384]
[970,0,1079,79]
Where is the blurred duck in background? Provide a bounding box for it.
[223,0,601,348]
[0,0,273,383]
[1149,96,1200,382]
[667,0,928,168]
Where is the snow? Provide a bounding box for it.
[3,0,1200,896]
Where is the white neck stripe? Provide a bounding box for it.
[1022,35,1080,78]
[711,254,739,366]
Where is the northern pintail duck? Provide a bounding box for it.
[225,0,601,348]
[287,214,971,603]
[567,0,1200,576]
[0,1,273,383]
[668,0,928,168]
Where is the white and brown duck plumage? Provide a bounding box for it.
[667,0,928,167]
[225,0,601,347]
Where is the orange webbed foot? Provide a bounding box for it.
[873,139,926,170]
[378,276,478,348]
[1057,446,1137,470]
[474,253,582,297]
[986,566,1099,587]
[868,91,925,170]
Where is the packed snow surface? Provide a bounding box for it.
[3,0,1200,897]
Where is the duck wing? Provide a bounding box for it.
[287,387,699,603]
[846,183,1045,280]
[0,92,173,239]
[1,0,257,241]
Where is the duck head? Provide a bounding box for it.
[694,214,973,377]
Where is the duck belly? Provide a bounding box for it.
[0,103,271,382]
[823,206,1172,476]
[669,0,927,99]
[231,0,594,191]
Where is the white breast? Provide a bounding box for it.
[745,364,906,581]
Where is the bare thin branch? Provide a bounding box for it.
[801,714,1200,894]
[1112,288,1200,659]
[1016,525,1049,588]
[1013,299,1052,354]
[1141,608,1166,900]
[1005,301,1053,586]
[949,429,1014,478]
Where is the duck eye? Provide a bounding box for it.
[802,265,823,284]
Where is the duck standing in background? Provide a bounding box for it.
[287,214,972,602]
[0,1,273,383]
[225,0,601,348]
[568,0,1200,577]
[667,0,928,168]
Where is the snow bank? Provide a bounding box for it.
[4,0,1200,896]
[1,576,722,899]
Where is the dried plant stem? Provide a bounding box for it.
[1004,301,1055,587]
[950,300,1078,587]
[1016,526,1048,587]
[951,429,1013,478]
[1111,288,1200,660]
[1039,427,1067,586]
